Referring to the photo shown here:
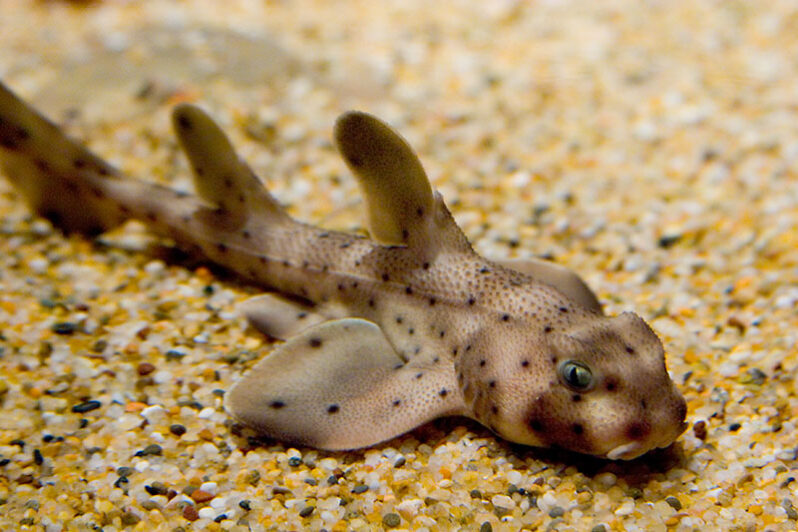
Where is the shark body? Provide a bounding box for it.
[0,81,687,459]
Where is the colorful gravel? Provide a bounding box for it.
[1,1,797,530]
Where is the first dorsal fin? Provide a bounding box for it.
[334,111,436,246]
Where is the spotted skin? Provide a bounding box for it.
[0,81,687,459]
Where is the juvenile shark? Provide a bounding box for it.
[0,81,687,460]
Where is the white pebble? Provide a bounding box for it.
[198,407,216,419]
[396,498,424,517]
[491,494,515,510]
[199,481,218,495]
[198,507,216,519]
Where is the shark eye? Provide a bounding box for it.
[559,360,593,391]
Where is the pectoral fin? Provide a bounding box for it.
[225,318,464,450]
[493,257,603,313]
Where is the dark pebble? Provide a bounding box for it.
[304,478,318,486]
[351,484,369,494]
[0,458,10,467]
[145,482,169,496]
[382,513,401,528]
[480,522,493,532]
[393,456,406,468]
[287,456,302,467]
[137,362,156,376]
[239,500,251,511]
[549,506,565,518]
[729,422,742,432]
[33,449,43,465]
[693,420,707,440]
[165,349,186,360]
[135,444,163,457]
[169,424,187,436]
[470,489,482,499]
[299,506,315,518]
[658,234,682,248]
[114,476,129,489]
[665,496,682,510]
[591,525,608,532]
[213,514,228,523]
[52,322,77,335]
[10,439,25,448]
[42,435,54,443]
[72,400,101,413]
[117,466,134,477]
[272,486,292,495]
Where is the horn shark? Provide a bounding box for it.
[0,81,687,460]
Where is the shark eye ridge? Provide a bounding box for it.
[559,360,593,391]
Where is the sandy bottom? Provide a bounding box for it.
[0,1,796,530]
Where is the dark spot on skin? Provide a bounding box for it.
[468,297,476,305]
[269,400,285,409]
[415,373,423,379]
[572,394,582,402]
[224,177,233,188]
[416,207,424,217]
[349,155,363,167]
[242,230,251,239]
[337,283,345,291]
[439,389,448,397]
[355,260,361,267]
[521,360,529,368]
[393,363,403,370]
[640,399,647,410]
[299,287,308,296]
[451,348,457,356]
[352,282,359,288]
[550,355,557,365]
[145,211,158,222]
[488,380,496,388]
[479,267,490,274]
[181,214,190,223]
[433,357,439,363]
[73,159,87,169]
[605,377,618,392]
[282,260,290,267]
[395,317,403,324]
[402,229,409,240]
[309,337,323,348]
[381,273,390,282]
[340,242,350,249]
[238,194,245,203]
[405,286,413,295]
[89,187,104,199]
[34,159,50,172]
[318,232,330,238]
[408,328,414,335]
[501,314,510,322]
[439,330,445,338]
[259,256,268,264]
[414,347,421,354]
[64,181,79,193]
[98,167,110,177]
[302,260,309,268]
[177,114,192,130]
[429,298,436,306]
[625,345,635,355]
[422,262,430,270]
[479,360,486,367]
[544,326,553,333]
[465,345,472,352]
[572,423,584,435]
[626,421,650,441]
[327,404,339,414]
[217,243,227,253]
[321,264,329,273]
[529,419,543,432]
[297,312,307,319]
[491,405,499,415]
[392,400,401,407]
[368,299,375,308]
[559,307,569,313]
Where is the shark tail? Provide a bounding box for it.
[0,81,134,235]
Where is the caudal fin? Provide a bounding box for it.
[0,81,130,234]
